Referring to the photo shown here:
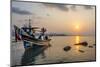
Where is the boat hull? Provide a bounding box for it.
[22,35,51,49]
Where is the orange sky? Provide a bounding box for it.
[12,1,95,35]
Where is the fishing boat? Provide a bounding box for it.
[14,19,51,48]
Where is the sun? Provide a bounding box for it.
[75,25,79,30]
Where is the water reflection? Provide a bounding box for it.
[21,42,48,66]
[11,36,95,66]
[75,36,80,51]
[76,36,80,43]
[41,51,46,59]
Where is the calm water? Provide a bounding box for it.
[11,36,96,66]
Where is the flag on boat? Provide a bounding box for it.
[14,25,22,42]
[14,25,31,42]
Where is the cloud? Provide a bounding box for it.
[12,7,32,15]
[43,3,69,11]
[84,5,94,10]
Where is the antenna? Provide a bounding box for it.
[28,18,31,28]
[29,18,31,23]
[24,17,32,28]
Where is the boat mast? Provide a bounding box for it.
[29,19,31,28]
[28,18,32,35]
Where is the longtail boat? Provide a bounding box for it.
[14,19,51,48]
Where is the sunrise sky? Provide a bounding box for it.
[11,1,95,35]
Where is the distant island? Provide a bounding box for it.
[46,33,67,36]
[11,30,93,37]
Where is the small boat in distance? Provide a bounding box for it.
[14,19,51,48]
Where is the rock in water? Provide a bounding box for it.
[63,46,71,51]
[74,41,88,46]
[93,44,96,46]
[88,46,93,48]
[78,50,85,53]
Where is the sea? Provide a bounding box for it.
[11,36,96,66]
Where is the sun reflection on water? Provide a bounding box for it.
[75,36,80,50]
[76,36,80,43]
